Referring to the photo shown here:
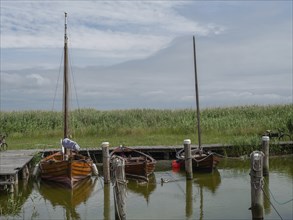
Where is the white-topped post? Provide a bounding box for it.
[261,136,269,176]
[184,139,193,180]
[102,142,110,184]
[250,151,264,220]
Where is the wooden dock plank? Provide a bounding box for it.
[0,150,38,175]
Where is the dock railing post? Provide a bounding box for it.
[102,142,110,184]
[261,136,269,176]
[184,139,193,180]
[250,151,264,220]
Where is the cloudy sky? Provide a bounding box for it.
[1,1,292,111]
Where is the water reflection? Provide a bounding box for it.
[35,177,97,220]
[175,168,221,193]
[0,179,33,217]
[185,179,193,218]
[127,174,157,204]
[263,176,271,214]
[0,157,292,220]
[193,169,221,193]
[171,168,221,219]
[103,183,111,220]
[194,169,221,220]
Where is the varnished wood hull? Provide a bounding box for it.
[40,152,93,188]
[110,146,156,181]
[124,160,156,180]
[177,149,220,173]
[190,153,220,172]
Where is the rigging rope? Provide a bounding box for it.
[52,51,63,111]
[68,48,80,110]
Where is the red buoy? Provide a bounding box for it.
[172,160,181,168]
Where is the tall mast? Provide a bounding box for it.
[63,12,69,138]
[193,36,202,151]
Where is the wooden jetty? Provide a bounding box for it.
[42,141,292,163]
[0,150,37,191]
[0,141,291,191]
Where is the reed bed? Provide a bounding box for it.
[0,104,292,152]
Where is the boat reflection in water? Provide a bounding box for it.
[193,168,221,193]
[176,168,221,219]
[194,169,221,220]
[175,168,221,192]
[127,174,157,204]
[35,177,97,220]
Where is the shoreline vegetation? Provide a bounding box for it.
[0,104,292,156]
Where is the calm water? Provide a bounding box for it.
[0,156,292,220]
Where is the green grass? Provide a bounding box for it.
[0,104,292,151]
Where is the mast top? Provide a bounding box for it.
[64,12,68,43]
[193,35,202,151]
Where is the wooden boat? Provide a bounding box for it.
[175,36,220,172]
[39,13,95,188]
[39,150,94,188]
[110,146,156,181]
[176,149,220,172]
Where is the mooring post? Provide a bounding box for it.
[102,142,110,184]
[261,136,269,176]
[185,179,193,218]
[250,151,264,220]
[111,156,127,220]
[184,139,193,180]
[263,176,271,214]
[103,183,111,220]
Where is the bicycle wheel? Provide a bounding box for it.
[279,134,292,142]
[2,143,8,151]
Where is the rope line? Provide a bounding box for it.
[261,186,284,220]
[192,153,213,163]
[263,178,293,205]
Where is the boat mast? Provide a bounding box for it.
[63,12,69,139]
[193,36,202,152]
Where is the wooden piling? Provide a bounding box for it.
[111,156,127,220]
[250,151,264,220]
[261,136,269,176]
[22,165,29,180]
[102,142,110,184]
[185,179,193,218]
[103,183,111,220]
[263,176,271,214]
[184,139,193,180]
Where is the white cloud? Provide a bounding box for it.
[0,1,292,110]
[1,1,225,52]
[26,74,50,86]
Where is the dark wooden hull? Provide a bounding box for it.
[39,151,93,188]
[176,149,220,172]
[110,146,156,181]
[190,153,220,172]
